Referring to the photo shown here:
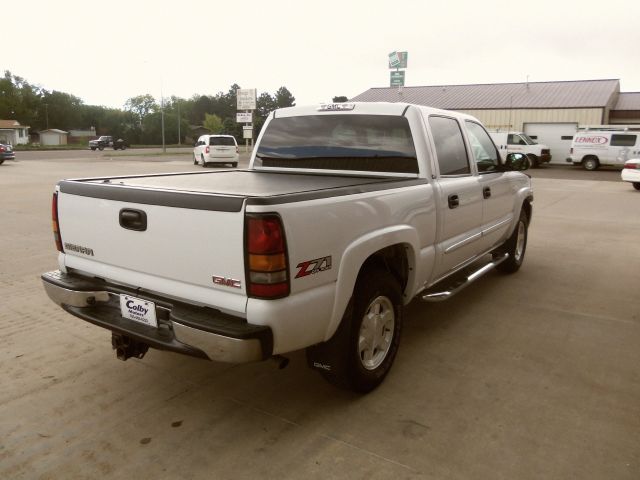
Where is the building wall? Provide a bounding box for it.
[40,133,68,145]
[454,108,604,131]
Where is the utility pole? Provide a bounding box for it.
[177,100,181,146]
[44,103,49,129]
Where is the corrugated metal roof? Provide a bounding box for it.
[351,79,620,109]
[614,92,640,111]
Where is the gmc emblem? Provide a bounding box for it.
[212,276,242,289]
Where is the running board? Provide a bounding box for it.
[421,253,509,302]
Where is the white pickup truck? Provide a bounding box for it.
[43,102,533,393]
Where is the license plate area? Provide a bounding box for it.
[119,294,158,328]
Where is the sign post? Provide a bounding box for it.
[388,51,408,88]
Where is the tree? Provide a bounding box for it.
[124,94,157,128]
[332,96,349,103]
[203,113,223,134]
[274,86,295,108]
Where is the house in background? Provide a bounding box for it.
[39,129,69,145]
[0,120,30,145]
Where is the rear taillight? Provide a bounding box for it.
[0,146,5,152]
[245,214,289,299]
[205,146,210,154]
[52,192,64,252]
[624,163,640,169]
[236,147,239,153]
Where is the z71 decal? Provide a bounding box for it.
[295,256,332,279]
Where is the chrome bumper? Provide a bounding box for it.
[42,270,269,363]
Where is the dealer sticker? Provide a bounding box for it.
[119,295,158,328]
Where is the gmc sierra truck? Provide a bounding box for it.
[42,102,532,393]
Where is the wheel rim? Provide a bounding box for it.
[358,296,395,370]
[514,221,526,262]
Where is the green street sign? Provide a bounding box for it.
[390,70,405,87]
[388,51,408,69]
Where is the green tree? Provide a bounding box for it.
[203,113,223,134]
[332,96,349,103]
[274,86,295,108]
[124,94,157,129]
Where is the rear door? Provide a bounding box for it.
[428,115,483,279]
[209,136,236,159]
[611,133,638,165]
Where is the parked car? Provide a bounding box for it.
[567,127,640,170]
[0,142,15,164]
[42,102,532,393]
[621,159,640,190]
[488,131,552,168]
[193,135,238,167]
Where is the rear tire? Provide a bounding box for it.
[633,182,640,191]
[583,156,599,171]
[201,154,207,167]
[232,162,238,168]
[527,154,539,168]
[307,267,403,393]
[90,147,96,151]
[494,210,528,274]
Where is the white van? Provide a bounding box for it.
[488,131,551,168]
[193,134,239,168]
[566,127,640,170]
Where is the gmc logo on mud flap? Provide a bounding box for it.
[295,256,332,279]
[212,276,242,289]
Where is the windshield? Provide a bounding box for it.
[521,134,537,145]
[255,114,418,174]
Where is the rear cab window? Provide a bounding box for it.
[255,114,419,174]
[428,116,470,176]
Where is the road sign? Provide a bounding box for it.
[388,51,408,69]
[237,88,257,110]
[236,112,252,123]
[390,70,405,87]
[243,126,253,139]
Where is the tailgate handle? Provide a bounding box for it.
[119,209,147,231]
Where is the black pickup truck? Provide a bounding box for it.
[89,136,127,151]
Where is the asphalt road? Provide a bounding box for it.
[1,153,638,479]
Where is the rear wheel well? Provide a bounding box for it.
[359,244,409,292]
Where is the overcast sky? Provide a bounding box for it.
[4,0,640,109]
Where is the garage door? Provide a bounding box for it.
[524,123,578,164]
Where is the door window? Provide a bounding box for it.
[429,116,470,176]
[507,134,527,145]
[465,121,500,173]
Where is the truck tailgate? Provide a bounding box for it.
[57,177,248,314]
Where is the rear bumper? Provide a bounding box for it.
[41,270,272,363]
[0,153,15,160]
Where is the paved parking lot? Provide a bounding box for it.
[1,153,639,479]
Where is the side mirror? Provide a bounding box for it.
[504,152,529,171]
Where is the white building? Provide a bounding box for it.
[0,120,30,145]
[39,129,69,145]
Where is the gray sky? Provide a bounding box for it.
[5,0,640,108]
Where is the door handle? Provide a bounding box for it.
[448,194,459,209]
[119,209,147,231]
[483,186,492,199]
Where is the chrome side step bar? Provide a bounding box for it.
[421,253,509,302]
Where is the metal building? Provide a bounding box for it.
[351,79,639,163]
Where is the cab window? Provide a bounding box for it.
[429,116,470,176]
[465,121,500,172]
[507,134,527,145]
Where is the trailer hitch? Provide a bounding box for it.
[112,333,149,361]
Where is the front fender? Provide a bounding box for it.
[324,225,420,341]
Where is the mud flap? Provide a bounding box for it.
[305,298,354,387]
